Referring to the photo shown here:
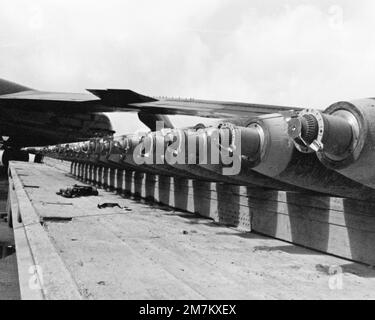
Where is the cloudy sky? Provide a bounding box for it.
[0,0,374,134]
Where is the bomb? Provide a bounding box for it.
[208,113,375,200]
[288,99,375,190]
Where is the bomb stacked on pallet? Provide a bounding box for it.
[25,99,375,201]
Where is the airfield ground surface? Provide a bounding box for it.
[4,161,375,299]
[0,171,20,300]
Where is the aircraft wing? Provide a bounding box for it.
[0,77,301,118]
[125,99,302,118]
[0,77,302,150]
[0,89,157,113]
[87,88,302,118]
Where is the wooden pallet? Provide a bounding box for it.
[50,159,375,266]
[9,160,375,299]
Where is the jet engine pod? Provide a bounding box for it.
[289,99,375,189]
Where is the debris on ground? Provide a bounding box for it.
[56,185,98,198]
[97,203,132,211]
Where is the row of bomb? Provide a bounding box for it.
[25,99,375,201]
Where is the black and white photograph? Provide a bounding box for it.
[1,0,375,306]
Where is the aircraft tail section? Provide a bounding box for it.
[0,78,31,96]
